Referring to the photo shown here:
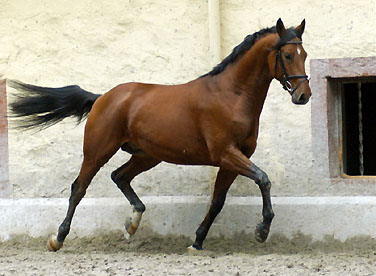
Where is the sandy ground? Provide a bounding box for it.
[1,232,376,276]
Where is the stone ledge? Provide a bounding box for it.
[1,196,375,242]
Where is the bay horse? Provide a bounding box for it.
[9,18,311,252]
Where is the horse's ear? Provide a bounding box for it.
[276,18,286,38]
[296,19,306,38]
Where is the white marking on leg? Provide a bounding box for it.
[187,245,199,252]
[124,205,143,239]
[131,206,142,227]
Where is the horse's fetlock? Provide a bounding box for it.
[195,226,205,238]
[58,223,70,240]
[265,211,274,220]
[263,210,274,223]
[134,204,146,213]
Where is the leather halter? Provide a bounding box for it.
[274,40,309,95]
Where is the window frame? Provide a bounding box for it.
[0,79,10,197]
[310,57,376,184]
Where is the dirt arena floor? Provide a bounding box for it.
[1,232,376,276]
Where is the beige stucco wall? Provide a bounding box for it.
[2,0,376,198]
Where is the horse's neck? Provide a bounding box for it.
[224,38,275,117]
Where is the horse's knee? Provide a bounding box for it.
[255,170,271,188]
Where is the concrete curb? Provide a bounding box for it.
[1,196,375,241]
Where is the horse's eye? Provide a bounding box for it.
[285,53,292,60]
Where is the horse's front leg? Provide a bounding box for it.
[253,167,274,242]
[189,169,237,251]
[220,145,274,243]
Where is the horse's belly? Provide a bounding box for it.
[135,136,212,165]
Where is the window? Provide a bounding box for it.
[311,57,376,184]
[342,81,376,176]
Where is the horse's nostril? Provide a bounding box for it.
[298,93,306,103]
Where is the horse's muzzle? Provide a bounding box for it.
[292,90,310,105]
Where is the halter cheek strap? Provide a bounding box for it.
[274,41,309,95]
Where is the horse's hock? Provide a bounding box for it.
[0,79,10,198]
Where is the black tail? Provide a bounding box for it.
[8,80,101,130]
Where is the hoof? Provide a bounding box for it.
[124,231,131,240]
[47,235,63,252]
[124,217,137,238]
[187,245,202,252]
[254,223,270,243]
[124,207,143,240]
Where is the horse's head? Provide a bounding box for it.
[268,18,311,105]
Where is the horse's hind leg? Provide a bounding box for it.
[47,158,102,251]
[190,169,237,250]
[111,154,160,239]
[47,126,122,251]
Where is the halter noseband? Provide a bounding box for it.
[274,40,309,95]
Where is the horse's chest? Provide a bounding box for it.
[232,116,258,139]
[235,122,259,155]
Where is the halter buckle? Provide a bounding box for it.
[285,80,293,92]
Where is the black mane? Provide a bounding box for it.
[200,26,300,78]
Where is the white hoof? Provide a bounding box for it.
[187,245,200,252]
[124,232,131,240]
[47,235,63,252]
[123,206,144,240]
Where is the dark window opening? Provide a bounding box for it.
[342,82,376,175]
